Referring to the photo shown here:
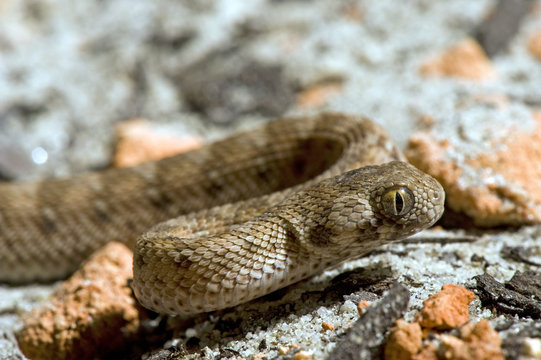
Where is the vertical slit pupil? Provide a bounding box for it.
[395,192,404,214]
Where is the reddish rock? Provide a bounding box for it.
[420,38,495,81]
[383,289,502,360]
[114,118,202,168]
[252,353,268,359]
[16,242,141,360]
[321,322,335,331]
[296,81,343,109]
[384,319,422,360]
[440,320,504,360]
[293,350,313,360]
[413,343,439,360]
[460,319,501,346]
[357,300,372,315]
[407,111,541,226]
[528,32,541,61]
[415,284,475,330]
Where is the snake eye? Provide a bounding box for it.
[382,187,414,216]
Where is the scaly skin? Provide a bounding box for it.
[0,113,444,316]
[133,161,444,315]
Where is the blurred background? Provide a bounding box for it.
[2,1,541,359]
[0,0,539,181]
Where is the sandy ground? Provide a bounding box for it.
[0,1,540,359]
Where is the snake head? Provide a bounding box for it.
[281,160,445,257]
[366,161,445,240]
[297,160,445,254]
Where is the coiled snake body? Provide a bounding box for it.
[0,113,444,315]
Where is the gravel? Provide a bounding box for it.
[1,1,540,359]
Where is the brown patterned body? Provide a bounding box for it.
[0,114,444,315]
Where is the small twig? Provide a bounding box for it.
[400,236,478,245]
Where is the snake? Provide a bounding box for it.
[0,113,444,315]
